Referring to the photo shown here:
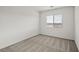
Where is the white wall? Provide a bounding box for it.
[0,7,39,49]
[39,7,74,40]
[75,6,79,50]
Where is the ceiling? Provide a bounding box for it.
[32,6,65,11]
[0,6,65,12]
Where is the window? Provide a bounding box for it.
[47,15,53,24]
[46,15,63,25]
[54,15,63,24]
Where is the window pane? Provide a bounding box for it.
[54,15,63,24]
[47,16,53,23]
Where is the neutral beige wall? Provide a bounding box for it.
[0,7,39,49]
[75,6,79,50]
[39,7,74,40]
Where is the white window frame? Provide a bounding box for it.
[46,15,63,25]
[46,15,54,24]
[53,15,63,24]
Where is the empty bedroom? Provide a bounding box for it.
[0,6,79,52]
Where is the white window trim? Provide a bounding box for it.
[46,14,63,25]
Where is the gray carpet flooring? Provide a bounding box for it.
[0,34,78,52]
